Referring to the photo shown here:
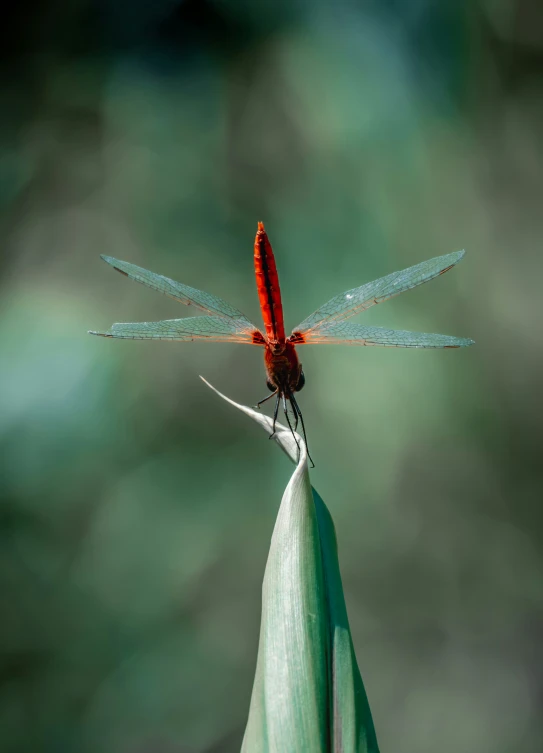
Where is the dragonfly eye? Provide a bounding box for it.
[266,379,276,392]
[295,369,305,392]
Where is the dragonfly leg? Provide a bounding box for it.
[255,390,278,410]
[291,398,299,431]
[289,392,315,468]
[282,393,301,458]
[269,392,280,439]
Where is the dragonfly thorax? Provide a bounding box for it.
[264,341,302,394]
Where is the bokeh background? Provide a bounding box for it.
[2,1,543,751]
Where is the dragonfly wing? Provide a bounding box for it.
[101,255,252,321]
[89,316,265,344]
[293,250,465,333]
[293,322,474,348]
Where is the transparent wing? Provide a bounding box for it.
[293,250,465,333]
[100,255,253,322]
[294,322,474,348]
[89,316,264,344]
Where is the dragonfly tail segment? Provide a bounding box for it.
[254,222,286,350]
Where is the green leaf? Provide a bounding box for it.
[201,379,379,753]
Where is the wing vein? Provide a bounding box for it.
[89,315,264,344]
[100,255,255,324]
[292,250,465,333]
[294,323,474,348]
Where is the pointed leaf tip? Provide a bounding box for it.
[199,376,306,467]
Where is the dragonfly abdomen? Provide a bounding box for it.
[254,222,286,349]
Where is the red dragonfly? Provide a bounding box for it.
[90,222,473,463]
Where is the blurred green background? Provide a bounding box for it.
[1,1,543,751]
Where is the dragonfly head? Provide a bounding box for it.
[265,365,305,397]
